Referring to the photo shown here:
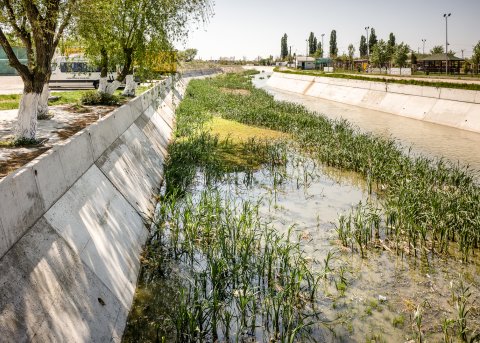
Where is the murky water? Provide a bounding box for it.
[253,73,480,173]
[125,147,480,342]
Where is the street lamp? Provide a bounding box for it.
[443,13,451,74]
[305,39,308,57]
[321,33,325,58]
[365,26,370,59]
[421,39,426,55]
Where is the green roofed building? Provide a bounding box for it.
[0,46,27,75]
[418,53,464,74]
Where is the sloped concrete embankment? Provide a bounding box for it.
[0,69,220,342]
[267,72,480,133]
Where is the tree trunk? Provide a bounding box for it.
[122,74,136,97]
[16,91,40,140]
[104,80,122,95]
[15,77,47,140]
[98,77,108,93]
[37,84,50,118]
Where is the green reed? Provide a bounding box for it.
[179,72,480,262]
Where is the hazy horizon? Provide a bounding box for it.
[177,0,480,60]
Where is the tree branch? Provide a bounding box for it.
[0,27,30,78]
[53,0,76,48]
[3,0,34,62]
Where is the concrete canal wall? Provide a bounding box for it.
[267,72,480,133]
[0,69,220,342]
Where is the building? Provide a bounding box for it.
[315,58,333,70]
[295,56,315,70]
[0,46,27,75]
[418,53,464,74]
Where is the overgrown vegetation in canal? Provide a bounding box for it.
[124,71,480,342]
[125,71,332,341]
[175,71,479,263]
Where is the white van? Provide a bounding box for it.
[49,55,117,89]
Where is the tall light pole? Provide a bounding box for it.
[305,39,308,57]
[444,13,451,74]
[321,33,325,58]
[365,26,370,58]
[421,39,426,55]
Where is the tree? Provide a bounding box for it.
[370,39,389,72]
[388,33,396,48]
[280,33,288,60]
[472,41,480,74]
[78,0,213,96]
[393,43,410,71]
[359,35,368,58]
[178,48,198,62]
[348,44,355,70]
[314,41,323,58]
[368,28,377,54]
[313,36,317,55]
[329,30,338,58]
[411,51,418,65]
[0,0,77,140]
[308,32,316,55]
[430,45,445,54]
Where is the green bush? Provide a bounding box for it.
[80,91,120,106]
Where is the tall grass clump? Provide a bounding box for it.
[125,189,326,342]
[177,72,480,262]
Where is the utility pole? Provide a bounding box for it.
[321,33,325,58]
[421,39,426,55]
[461,49,464,59]
[443,13,451,74]
[365,26,370,59]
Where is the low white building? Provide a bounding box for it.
[295,56,315,70]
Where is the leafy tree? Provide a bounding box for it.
[388,33,396,48]
[359,35,368,57]
[280,33,288,59]
[411,51,417,65]
[393,43,410,70]
[430,45,445,54]
[370,39,389,71]
[313,36,317,55]
[308,32,316,55]
[314,41,323,58]
[329,30,338,58]
[0,0,77,140]
[178,48,198,62]
[472,41,480,74]
[368,28,378,54]
[348,44,355,70]
[78,0,213,95]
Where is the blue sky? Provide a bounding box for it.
[178,0,480,60]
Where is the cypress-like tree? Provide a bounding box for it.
[369,28,378,53]
[388,33,396,47]
[281,34,288,59]
[329,30,338,57]
[359,35,368,57]
[308,32,316,55]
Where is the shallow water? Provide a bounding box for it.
[125,148,480,342]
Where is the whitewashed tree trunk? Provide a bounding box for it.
[105,80,121,95]
[98,77,108,93]
[98,77,121,95]
[122,74,137,97]
[37,84,50,118]
[15,92,40,140]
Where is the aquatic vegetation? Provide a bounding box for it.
[124,71,480,342]
[179,71,480,262]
